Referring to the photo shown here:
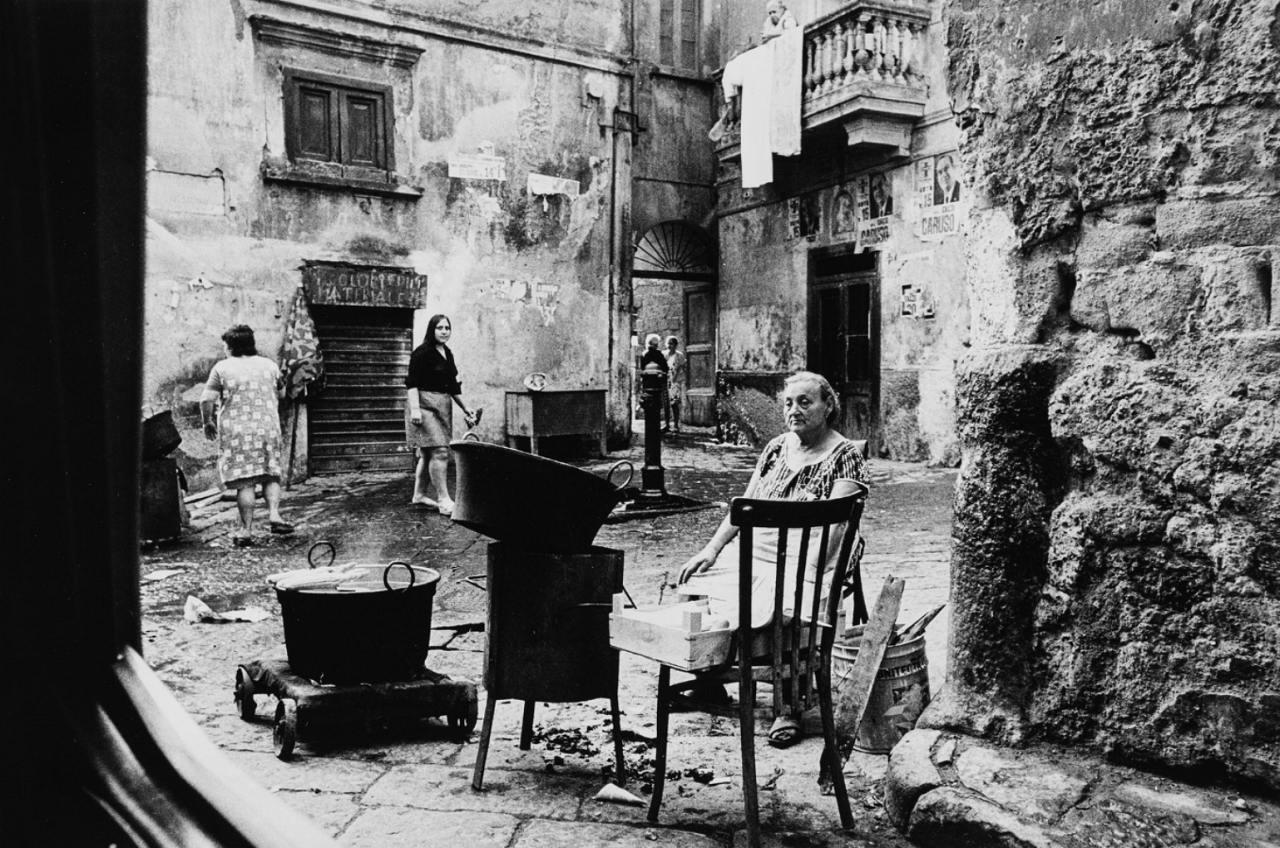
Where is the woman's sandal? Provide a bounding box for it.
[269,521,295,535]
[767,715,804,748]
[233,534,254,548]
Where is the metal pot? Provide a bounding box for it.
[451,439,633,553]
[141,407,182,460]
[276,542,441,684]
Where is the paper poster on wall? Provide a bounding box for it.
[856,173,892,250]
[798,193,821,240]
[916,153,964,241]
[831,189,856,240]
[787,197,801,240]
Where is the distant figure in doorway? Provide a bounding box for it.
[934,154,961,204]
[201,324,294,547]
[762,0,798,42]
[869,172,894,219]
[664,335,687,434]
[640,332,670,427]
[406,314,479,516]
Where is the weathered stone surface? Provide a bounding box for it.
[362,764,585,818]
[883,729,943,831]
[1056,798,1199,848]
[954,747,1088,824]
[341,807,519,848]
[907,786,1066,848]
[1112,782,1250,826]
[516,819,721,848]
[944,0,1280,790]
[923,346,1064,740]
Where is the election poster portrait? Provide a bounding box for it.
[916,152,964,241]
[855,173,892,250]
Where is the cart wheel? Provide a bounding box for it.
[274,699,298,760]
[450,698,479,736]
[234,666,256,720]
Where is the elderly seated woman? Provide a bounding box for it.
[675,370,868,747]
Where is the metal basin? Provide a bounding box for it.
[451,440,632,553]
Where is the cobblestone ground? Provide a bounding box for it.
[139,429,956,847]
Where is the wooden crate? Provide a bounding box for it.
[608,595,734,672]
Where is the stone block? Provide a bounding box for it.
[954,746,1088,824]
[883,728,942,831]
[1071,261,1202,342]
[907,786,1066,848]
[342,807,519,848]
[1158,197,1280,251]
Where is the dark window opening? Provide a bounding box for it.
[284,69,392,174]
[659,0,699,70]
[1259,259,1272,326]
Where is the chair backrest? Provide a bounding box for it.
[729,483,869,715]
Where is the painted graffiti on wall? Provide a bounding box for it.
[915,154,964,242]
[487,276,562,326]
[302,263,428,308]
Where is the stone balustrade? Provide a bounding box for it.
[713,0,932,164]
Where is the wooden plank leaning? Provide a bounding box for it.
[830,576,905,773]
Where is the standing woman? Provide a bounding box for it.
[201,325,294,547]
[664,335,687,433]
[406,314,478,515]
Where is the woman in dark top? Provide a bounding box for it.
[405,314,478,515]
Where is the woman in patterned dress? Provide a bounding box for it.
[675,370,868,746]
[200,325,293,547]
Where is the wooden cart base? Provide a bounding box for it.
[234,659,478,760]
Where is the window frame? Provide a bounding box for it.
[282,68,394,176]
[658,0,700,71]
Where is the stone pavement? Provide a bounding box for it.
[139,431,1278,847]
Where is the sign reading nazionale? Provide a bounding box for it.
[302,263,428,308]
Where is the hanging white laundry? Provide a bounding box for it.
[723,44,775,188]
[770,28,804,158]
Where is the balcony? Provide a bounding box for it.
[713,0,931,164]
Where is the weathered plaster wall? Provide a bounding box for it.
[146,0,710,489]
[928,0,1280,790]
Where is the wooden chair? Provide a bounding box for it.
[646,486,869,848]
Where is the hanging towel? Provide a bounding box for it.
[770,28,804,158]
[724,45,777,188]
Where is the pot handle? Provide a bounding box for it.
[383,560,416,593]
[141,404,155,420]
[307,541,336,569]
[462,431,481,442]
[606,460,634,492]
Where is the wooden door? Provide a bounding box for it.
[808,250,879,449]
[683,284,716,426]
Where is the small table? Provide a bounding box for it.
[504,389,607,457]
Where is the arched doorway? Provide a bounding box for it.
[632,222,718,426]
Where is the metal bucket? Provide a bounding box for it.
[832,634,930,754]
[452,439,632,553]
[141,408,182,459]
[485,542,623,703]
[277,543,440,684]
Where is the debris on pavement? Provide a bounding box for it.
[593,783,645,806]
[142,567,187,582]
[183,595,270,623]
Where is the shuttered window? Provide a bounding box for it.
[659,0,699,70]
[284,70,392,172]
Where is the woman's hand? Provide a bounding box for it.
[677,547,718,585]
[463,410,477,428]
[203,421,217,441]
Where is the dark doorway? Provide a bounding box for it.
[683,283,716,426]
[310,305,413,474]
[808,248,880,451]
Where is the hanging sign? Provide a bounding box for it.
[302,263,427,308]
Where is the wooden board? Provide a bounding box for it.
[834,576,904,744]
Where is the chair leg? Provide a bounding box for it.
[647,665,671,823]
[740,661,761,848]
[610,692,626,787]
[519,700,536,750]
[816,654,853,829]
[471,694,499,790]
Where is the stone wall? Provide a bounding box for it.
[927,0,1279,790]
